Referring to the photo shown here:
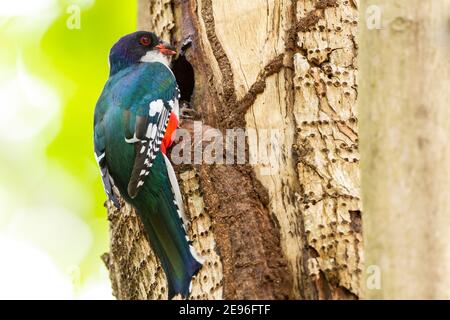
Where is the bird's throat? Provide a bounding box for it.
[140,51,171,67]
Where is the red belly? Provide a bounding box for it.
[161,112,179,154]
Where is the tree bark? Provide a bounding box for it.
[102,0,363,300]
[360,0,450,299]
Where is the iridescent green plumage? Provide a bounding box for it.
[94,34,202,298]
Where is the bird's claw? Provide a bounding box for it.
[180,101,197,120]
[180,36,193,56]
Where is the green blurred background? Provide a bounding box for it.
[0,0,137,299]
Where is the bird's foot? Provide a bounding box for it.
[179,36,193,56]
[180,101,198,120]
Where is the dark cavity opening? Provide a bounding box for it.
[171,46,195,103]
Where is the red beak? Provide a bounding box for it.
[156,44,177,56]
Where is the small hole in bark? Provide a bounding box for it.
[171,52,195,103]
[349,210,362,233]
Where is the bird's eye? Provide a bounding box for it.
[139,36,151,46]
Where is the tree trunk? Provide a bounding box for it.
[102,0,363,300]
[360,0,450,299]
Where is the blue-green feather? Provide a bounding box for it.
[94,62,201,298]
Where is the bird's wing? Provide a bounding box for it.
[94,119,120,208]
[124,63,180,198]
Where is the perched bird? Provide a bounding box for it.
[94,31,202,298]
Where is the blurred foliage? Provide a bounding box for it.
[0,0,137,298]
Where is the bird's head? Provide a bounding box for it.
[109,31,176,75]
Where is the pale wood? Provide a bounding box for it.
[360,0,450,299]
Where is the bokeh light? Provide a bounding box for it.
[0,0,137,299]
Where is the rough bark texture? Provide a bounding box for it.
[360,0,450,299]
[102,0,362,300]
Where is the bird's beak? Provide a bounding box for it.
[156,41,177,56]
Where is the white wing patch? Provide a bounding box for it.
[149,99,164,116]
[126,87,180,198]
[146,124,157,139]
[163,153,189,228]
[95,151,120,208]
[162,153,204,266]
[125,133,140,144]
[96,152,105,162]
[128,106,171,198]
[168,99,180,119]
